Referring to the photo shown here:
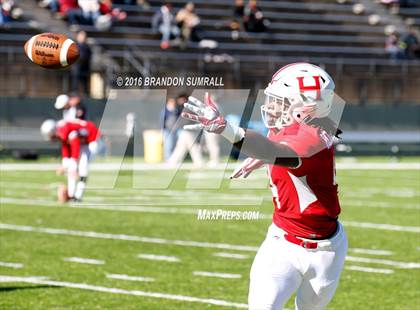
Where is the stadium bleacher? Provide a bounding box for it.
[0,0,419,102]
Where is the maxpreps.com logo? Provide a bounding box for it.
[197,209,260,221]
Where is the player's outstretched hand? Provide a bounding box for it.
[230,157,265,179]
[181,92,226,134]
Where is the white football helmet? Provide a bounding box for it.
[40,119,57,140]
[262,62,335,129]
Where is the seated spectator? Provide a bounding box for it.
[402,25,420,59]
[176,2,202,43]
[71,31,92,95]
[385,31,404,59]
[230,0,244,31]
[380,0,400,14]
[152,3,180,49]
[243,0,268,33]
[99,0,127,22]
[0,0,14,26]
[57,0,79,19]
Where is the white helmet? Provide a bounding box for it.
[40,119,57,140]
[262,62,335,129]
[54,94,69,109]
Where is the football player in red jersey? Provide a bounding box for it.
[182,63,347,310]
[40,118,102,202]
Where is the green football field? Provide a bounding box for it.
[0,158,419,309]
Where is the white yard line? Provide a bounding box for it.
[0,223,259,252]
[106,274,155,282]
[1,198,419,234]
[341,221,420,233]
[345,265,394,274]
[1,162,419,171]
[346,256,420,269]
[193,271,242,279]
[0,261,23,269]
[348,248,393,256]
[0,275,247,308]
[137,254,180,263]
[212,252,250,260]
[63,257,105,265]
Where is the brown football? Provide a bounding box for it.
[24,33,79,69]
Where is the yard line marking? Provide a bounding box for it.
[137,254,180,263]
[345,256,420,269]
[193,271,242,279]
[106,274,155,282]
[2,199,420,234]
[0,222,417,269]
[0,223,259,252]
[341,221,420,233]
[348,248,393,256]
[212,252,250,260]
[63,257,105,265]
[345,265,394,274]
[1,162,419,171]
[0,276,49,282]
[0,275,248,308]
[0,261,23,269]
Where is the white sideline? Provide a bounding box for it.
[0,261,23,269]
[193,271,242,279]
[345,265,394,274]
[63,257,105,265]
[0,275,248,308]
[345,256,420,269]
[138,254,180,263]
[348,248,393,256]
[106,274,155,282]
[0,162,419,171]
[213,252,250,260]
[1,198,419,233]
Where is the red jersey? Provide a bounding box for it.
[56,119,100,160]
[267,122,340,239]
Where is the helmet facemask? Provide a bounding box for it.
[260,95,293,129]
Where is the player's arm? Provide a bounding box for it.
[182,93,299,168]
[233,130,299,168]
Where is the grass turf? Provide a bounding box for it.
[0,160,419,309]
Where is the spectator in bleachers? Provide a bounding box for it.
[230,0,244,30]
[161,97,181,160]
[57,0,79,20]
[243,0,267,33]
[381,0,400,14]
[152,3,180,49]
[0,0,14,26]
[175,2,202,44]
[385,31,404,59]
[71,31,92,95]
[402,25,420,59]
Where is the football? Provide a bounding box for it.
[24,33,79,69]
[57,183,69,203]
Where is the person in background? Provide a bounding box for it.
[161,97,181,160]
[167,94,203,167]
[152,2,180,49]
[230,0,244,34]
[55,94,87,120]
[243,0,267,33]
[71,31,92,96]
[385,31,404,59]
[0,0,14,26]
[175,2,202,44]
[402,25,420,59]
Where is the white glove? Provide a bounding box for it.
[230,157,265,179]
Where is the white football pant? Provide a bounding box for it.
[248,223,347,310]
